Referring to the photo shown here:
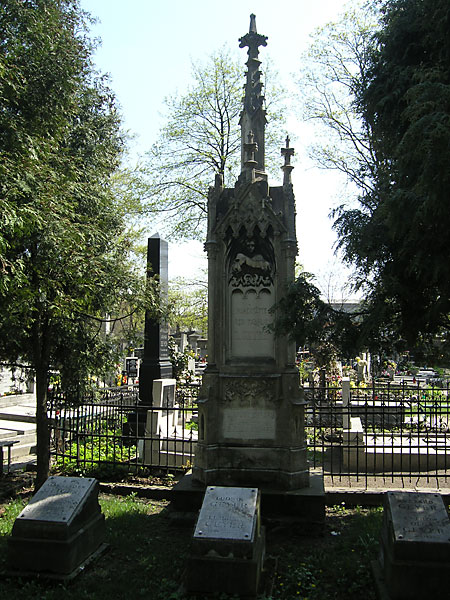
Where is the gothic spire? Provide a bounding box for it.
[239,14,267,177]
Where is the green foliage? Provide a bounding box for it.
[56,421,136,480]
[168,275,207,335]
[274,271,362,369]
[332,0,450,354]
[168,338,197,382]
[0,498,26,535]
[0,0,155,485]
[141,47,286,241]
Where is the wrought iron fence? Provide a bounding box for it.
[305,379,450,487]
[49,380,450,486]
[48,383,200,476]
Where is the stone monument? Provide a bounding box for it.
[125,234,173,439]
[192,15,315,498]
[373,491,450,600]
[8,476,106,579]
[139,233,172,405]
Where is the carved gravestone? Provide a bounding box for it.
[374,491,450,599]
[186,486,265,596]
[8,476,106,579]
[193,14,310,494]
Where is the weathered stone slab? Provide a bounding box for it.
[187,486,265,596]
[194,485,257,541]
[375,491,450,599]
[8,476,106,578]
[387,491,450,561]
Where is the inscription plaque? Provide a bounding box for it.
[231,288,274,358]
[194,486,257,541]
[222,407,276,440]
[17,476,96,524]
[388,491,450,546]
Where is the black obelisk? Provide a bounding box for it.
[139,234,172,405]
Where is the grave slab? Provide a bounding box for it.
[8,476,107,579]
[374,491,450,599]
[186,486,265,597]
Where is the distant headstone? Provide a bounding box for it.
[139,234,172,405]
[8,476,106,579]
[374,491,450,599]
[125,356,139,379]
[152,378,176,409]
[186,486,265,596]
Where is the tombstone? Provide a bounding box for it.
[7,476,106,579]
[186,486,265,596]
[124,235,173,438]
[191,15,322,514]
[139,234,172,405]
[373,491,450,599]
[125,356,139,380]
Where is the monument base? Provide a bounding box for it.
[7,543,109,581]
[171,469,325,532]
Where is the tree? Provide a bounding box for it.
[141,48,286,240]
[169,275,208,335]
[274,271,361,381]
[333,0,450,353]
[0,0,153,489]
[297,1,381,197]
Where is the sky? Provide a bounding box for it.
[79,0,358,298]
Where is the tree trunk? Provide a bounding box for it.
[35,365,50,491]
[319,367,327,401]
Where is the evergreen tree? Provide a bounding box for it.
[0,0,151,488]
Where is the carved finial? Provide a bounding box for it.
[239,14,267,59]
[281,136,294,167]
[239,15,268,175]
[281,135,295,184]
[244,131,258,180]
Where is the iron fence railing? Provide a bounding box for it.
[48,383,200,475]
[305,379,450,486]
[49,380,450,486]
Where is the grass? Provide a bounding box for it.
[0,493,383,600]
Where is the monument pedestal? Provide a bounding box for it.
[193,370,310,491]
[171,469,325,532]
